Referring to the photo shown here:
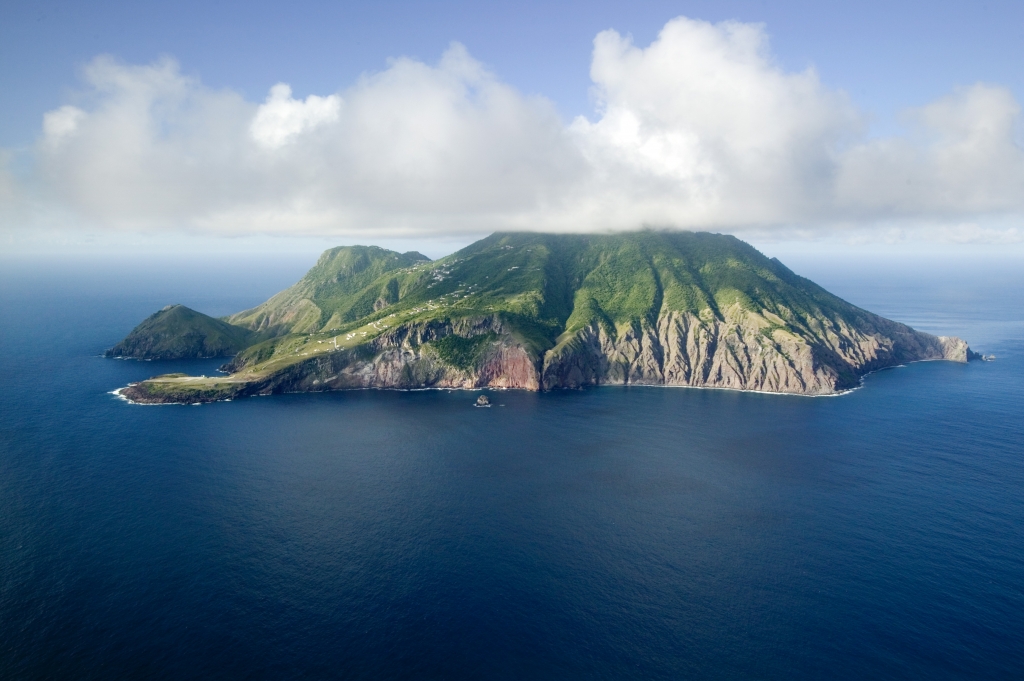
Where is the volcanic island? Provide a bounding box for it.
[110,231,977,404]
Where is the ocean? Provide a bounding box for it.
[1,254,1022,679]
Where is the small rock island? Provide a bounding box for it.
[110,231,978,404]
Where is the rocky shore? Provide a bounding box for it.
[118,310,975,404]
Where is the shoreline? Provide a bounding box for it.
[109,355,984,406]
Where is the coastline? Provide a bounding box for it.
[109,354,986,405]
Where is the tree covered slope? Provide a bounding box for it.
[112,232,976,403]
[226,246,431,336]
[106,304,255,359]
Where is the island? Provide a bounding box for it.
[110,231,978,404]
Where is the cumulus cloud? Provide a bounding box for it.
[35,56,258,223]
[836,84,1024,217]
[250,84,341,149]
[6,16,1024,242]
[27,46,576,235]
[42,106,87,147]
[566,19,861,228]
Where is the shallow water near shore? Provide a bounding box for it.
[1,256,1022,679]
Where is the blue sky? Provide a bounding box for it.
[2,0,1023,257]
[5,0,1023,142]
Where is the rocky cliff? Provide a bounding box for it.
[540,309,972,394]
[119,310,973,404]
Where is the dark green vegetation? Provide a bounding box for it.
[106,304,255,359]
[111,231,973,403]
[229,231,863,346]
[429,332,499,370]
[227,246,431,336]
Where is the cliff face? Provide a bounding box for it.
[250,316,542,394]
[120,309,971,404]
[540,309,972,394]
[291,311,971,397]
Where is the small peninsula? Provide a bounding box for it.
[111,231,977,404]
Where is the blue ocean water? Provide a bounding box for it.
[1,256,1022,680]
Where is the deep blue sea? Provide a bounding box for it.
[1,255,1022,680]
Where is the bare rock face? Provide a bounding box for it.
[477,344,540,390]
[538,306,973,395]
[936,336,976,362]
[541,311,841,394]
[251,308,973,398]
[242,316,543,395]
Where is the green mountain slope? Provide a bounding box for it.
[113,232,976,403]
[106,304,255,359]
[226,246,431,336]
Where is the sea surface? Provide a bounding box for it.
[1,255,1022,680]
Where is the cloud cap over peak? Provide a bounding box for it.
[7,16,1024,243]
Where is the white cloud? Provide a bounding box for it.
[5,17,1024,244]
[565,18,862,228]
[33,56,259,223]
[42,105,87,147]
[835,84,1024,217]
[24,46,576,235]
[250,84,341,149]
